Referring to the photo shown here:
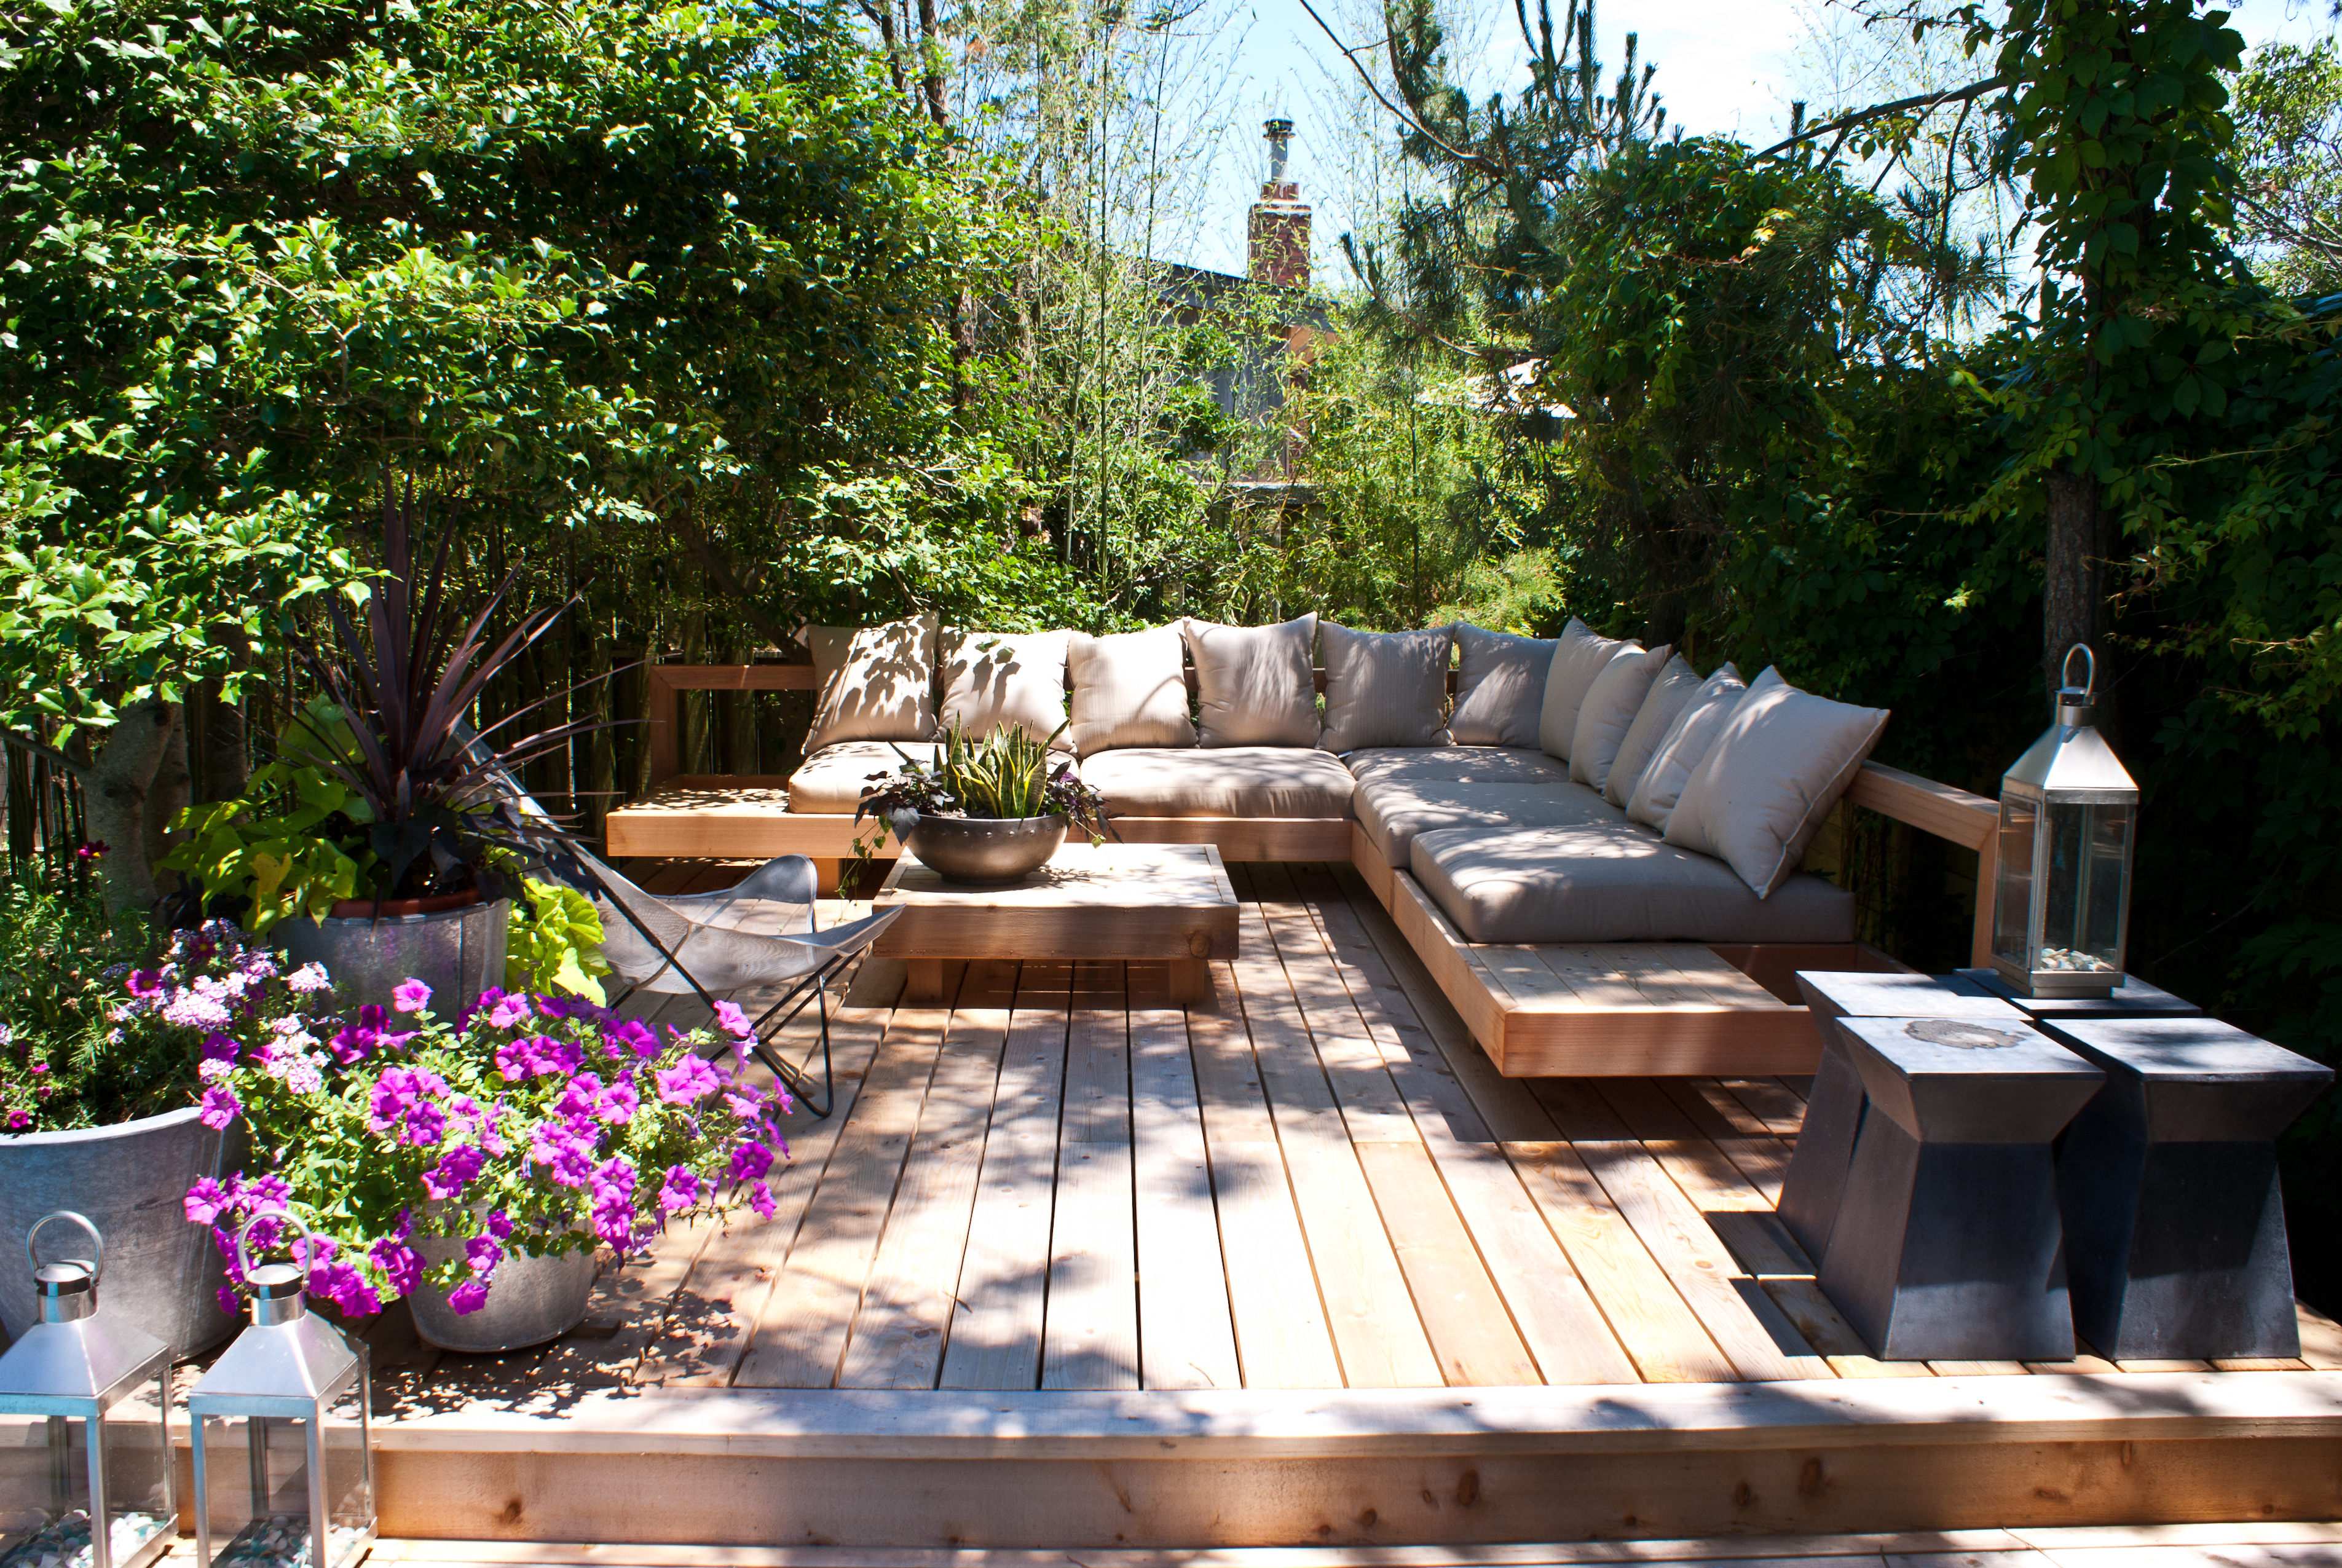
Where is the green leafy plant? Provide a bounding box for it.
[842,721,1113,897]
[506,876,615,1003]
[160,700,373,934]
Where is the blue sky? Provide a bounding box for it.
[1174,0,2340,279]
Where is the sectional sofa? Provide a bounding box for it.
[603,613,2001,1076]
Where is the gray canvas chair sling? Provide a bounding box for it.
[463,731,896,1117]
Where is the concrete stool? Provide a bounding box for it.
[1779,973,2029,1263]
[2040,1017,2333,1359]
[1818,1015,2103,1360]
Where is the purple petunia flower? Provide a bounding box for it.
[184,1177,227,1226]
[711,1000,754,1041]
[448,1280,489,1314]
[653,1056,720,1105]
[729,1140,774,1183]
[464,1234,503,1280]
[486,1209,513,1240]
[199,1086,241,1130]
[201,1031,241,1063]
[659,1165,700,1214]
[392,979,433,1014]
[604,1020,658,1059]
[421,1143,486,1201]
[749,1180,776,1219]
[371,1239,422,1296]
[593,1077,639,1125]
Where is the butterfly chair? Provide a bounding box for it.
[465,736,897,1119]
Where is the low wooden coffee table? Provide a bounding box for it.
[872,842,1239,1004]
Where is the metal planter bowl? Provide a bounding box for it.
[404,1239,599,1353]
[904,814,1067,886]
[275,896,510,1015]
[0,1105,240,1355]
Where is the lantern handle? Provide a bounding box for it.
[26,1210,103,1284]
[234,1207,322,1282]
[2061,643,2096,700]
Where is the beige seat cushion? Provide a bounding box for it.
[1318,623,1452,752]
[1068,625,1195,754]
[1666,667,1890,897]
[1183,613,1320,747]
[1569,644,1673,795]
[1605,654,1706,808]
[1412,822,1858,945]
[1080,746,1356,819]
[1355,778,1620,868]
[786,741,925,814]
[940,628,1072,750]
[1344,746,1569,787]
[1448,624,1557,747]
[1538,619,1639,760]
[1625,664,1746,833]
[802,613,940,754]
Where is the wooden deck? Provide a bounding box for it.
[380,858,2337,1398]
[336,859,2342,1548]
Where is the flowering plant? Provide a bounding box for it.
[168,930,788,1317]
[0,874,203,1133]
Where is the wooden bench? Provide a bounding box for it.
[601,664,2002,1078]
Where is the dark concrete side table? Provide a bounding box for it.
[1780,973,2030,1261]
[1955,967,2201,1020]
[2040,1016,2333,1359]
[1817,1014,2104,1361]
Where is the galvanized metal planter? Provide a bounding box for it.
[402,1242,597,1354]
[275,897,510,1015]
[0,1109,239,1357]
[903,814,1065,886]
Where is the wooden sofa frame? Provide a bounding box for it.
[603,663,2001,1078]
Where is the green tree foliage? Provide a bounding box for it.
[2230,37,2342,296]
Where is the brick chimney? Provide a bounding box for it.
[1247,119,1310,286]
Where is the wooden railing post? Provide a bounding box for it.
[642,664,821,792]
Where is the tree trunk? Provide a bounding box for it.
[196,672,248,803]
[144,706,190,892]
[82,699,181,912]
[2043,465,2111,714]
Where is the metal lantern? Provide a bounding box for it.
[189,1214,373,1568]
[0,1212,176,1568]
[1992,645,2140,999]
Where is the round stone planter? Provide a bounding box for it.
[904,814,1067,886]
[275,894,510,1015]
[0,1105,240,1355]
[404,1240,598,1354]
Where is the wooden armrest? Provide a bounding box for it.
[1845,761,1997,852]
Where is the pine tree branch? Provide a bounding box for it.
[1291,0,1502,178]
[1754,77,2005,162]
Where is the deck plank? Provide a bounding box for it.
[834,962,1014,1390]
[1041,969,1139,1390]
[1354,1140,1542,1385]
[732,987,953,1389]
[1574,1138,1833,1382]
[1129,1006,1242,1390]
[937,964,1072,1391]
[1290,865,1640,1386]
[633,963,902,1387]
[1721,1075,1810,1136]
[1504,1139,1739,1383]
[1228,896,1443,1387]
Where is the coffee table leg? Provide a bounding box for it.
[1169,959,1208,1004]
[904,958,946,1004]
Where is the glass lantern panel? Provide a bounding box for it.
[2039,800,2132,977]
[0,1410,171,1568]
[199,1401,370,1568]
[1992,795,2039,970]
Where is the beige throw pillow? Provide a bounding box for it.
[1538,618,1639,760]
[1664,666,1890,897]
[1318,623,1453,752]
[802,612,939,754]
[1067,624,1195,754]
[1182,613,1320,748]
[1626,664,1745,833]
[1569,644,1673,794]
[1448,623,1558,747]
[1604,653,1706,807]
[939,629,1072,751]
